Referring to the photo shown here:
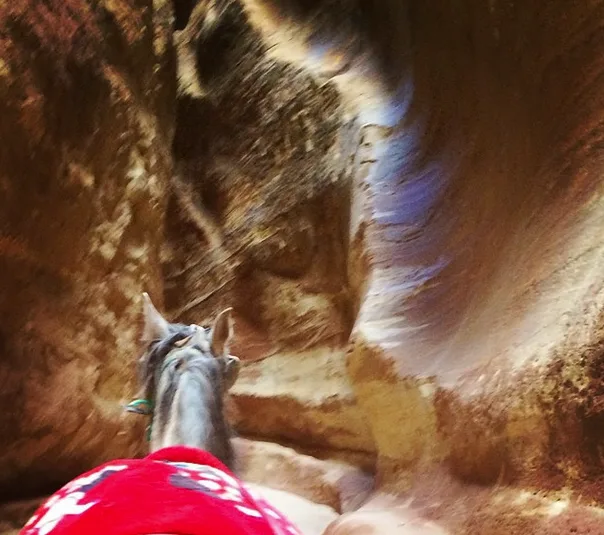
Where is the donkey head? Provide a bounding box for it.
[132,293,240,468]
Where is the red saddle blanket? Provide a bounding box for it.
[20,446,302,535]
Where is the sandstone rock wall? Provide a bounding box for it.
[165,0,604,533]
[164,0,370,458]
[0,0,174,498]
[2,0,604,534]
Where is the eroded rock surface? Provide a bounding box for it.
[231,350,373,453]
[0,0,174,499]
[163,0,604,534]
[234,438,373,513]
[246,484,338,535]
[163,0,354,365]
[4,0,604,534]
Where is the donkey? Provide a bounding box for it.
[21,294,302,535]
[128,292,241,468]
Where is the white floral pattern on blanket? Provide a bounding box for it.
[22,465,129,535]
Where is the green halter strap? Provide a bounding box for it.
[125,398,154,441]
[125,398,153,415]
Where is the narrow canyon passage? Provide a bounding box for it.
[0,1,604,534]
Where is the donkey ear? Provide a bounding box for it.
[210,307,233,357]
[223,355,240,390]
[141,292,170,342]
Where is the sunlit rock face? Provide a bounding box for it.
[0,0,174,499]
[3,0,604,533]
[167,0,604,533]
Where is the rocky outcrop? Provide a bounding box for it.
[234,438,373,513]
[0,0,174,499]
[163,0,353,365]
[231,350,374,454]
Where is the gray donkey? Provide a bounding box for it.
[21,294,305,534]
[128,293,241,468]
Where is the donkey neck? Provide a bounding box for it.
[150,351,234,469]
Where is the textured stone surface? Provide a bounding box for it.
[5,0,604,534]
[231,351,374,453]
[326,508,448,535]
[234,438,373,513]
[246,483,338,535]
[0,499,43,535]
[163,0,354,366]
[325,483,604,535]
[0,0,174,499]
[165,0,604,533]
